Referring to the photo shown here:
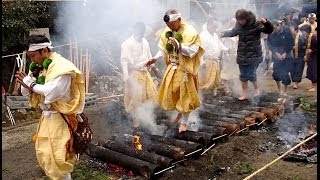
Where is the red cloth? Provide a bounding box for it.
[2,87,5,95]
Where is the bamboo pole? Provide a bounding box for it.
[69,38,73,63]
[244,133,317,180]
[22,51,26,73]
[12,56,23,95]
[8,60,17,94]
[80,48,83,73]
[75,38,79,68]
[88,52,91,82]
[85,49,89,93]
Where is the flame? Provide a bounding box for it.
[133,135,143,151]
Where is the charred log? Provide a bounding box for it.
[246,112,268,126]
[86,143,160,178]
[171,130,214,146]
[199,108,246,119]
[258,107,278,123]
[135,131,203,152]
[113,133,186,161]
[99,140,172,168]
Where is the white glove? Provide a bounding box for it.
[22,75,36,87]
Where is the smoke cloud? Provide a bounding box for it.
[131,100,166,136]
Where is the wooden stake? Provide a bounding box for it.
[244,133,317,180]
[96,94,124,100]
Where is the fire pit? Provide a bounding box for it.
[85,92,310,178]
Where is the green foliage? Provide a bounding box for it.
[29,62,38,71]
[236,161,253,175]
[292,175,302,180]
[299,97,317,112]
[2,1,51,54]
[72,165,110,180]
[165,43,174,52]
[165,31,173,39]
[43,58,52,69]
[36,75,45,85]
[174,33,183,43]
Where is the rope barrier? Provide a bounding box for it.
[243,133,317,180]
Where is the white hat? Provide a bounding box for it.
[308,13,316,19]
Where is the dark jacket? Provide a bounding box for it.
[222,12,273,65]
[294,34,307,58]
[267,26,294,60]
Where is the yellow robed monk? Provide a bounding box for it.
[199,17,229,96]
[16,35,85,180]
[120,22,158,128]
[146,9,204,133]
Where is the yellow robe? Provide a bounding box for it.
[199,59,221,90]
[299,21,317,34]
[124,70,157,112]
[158,21,204,113]
[29,52,85,180]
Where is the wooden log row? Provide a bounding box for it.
[86,143,160,178]
[135,131,203,153]
[113,133,187,161]
[98,139,172,168]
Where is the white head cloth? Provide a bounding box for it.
[168,13,181,22]
[28,42,53,51]
[308,13,316,19]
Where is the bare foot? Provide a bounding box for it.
[307,87,316,92]
[178,123,187,133]
[238,96,247,101]
[253,89,260,97]
[307,86,314,90]
[171,113,182,124]
[293,85,298,89]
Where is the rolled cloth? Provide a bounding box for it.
[163,13,181,22]
[28,42,53,51]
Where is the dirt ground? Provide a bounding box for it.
[2,70,317,180]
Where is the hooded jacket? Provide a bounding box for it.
[222,11,273,65]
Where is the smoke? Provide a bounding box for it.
[50,0,306,139]
[188,109,202,131]
[275,110,309,147]
[131,100,166,136]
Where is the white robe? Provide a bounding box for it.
[120,36,153,81]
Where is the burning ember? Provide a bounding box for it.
[106,163,135,176]
[133,135,143,151]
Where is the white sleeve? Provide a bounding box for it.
[181,44,200,58]
[32,75,72,104]
[120,44,129,81]
[153,50,164,60]
[21,86,30,96]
